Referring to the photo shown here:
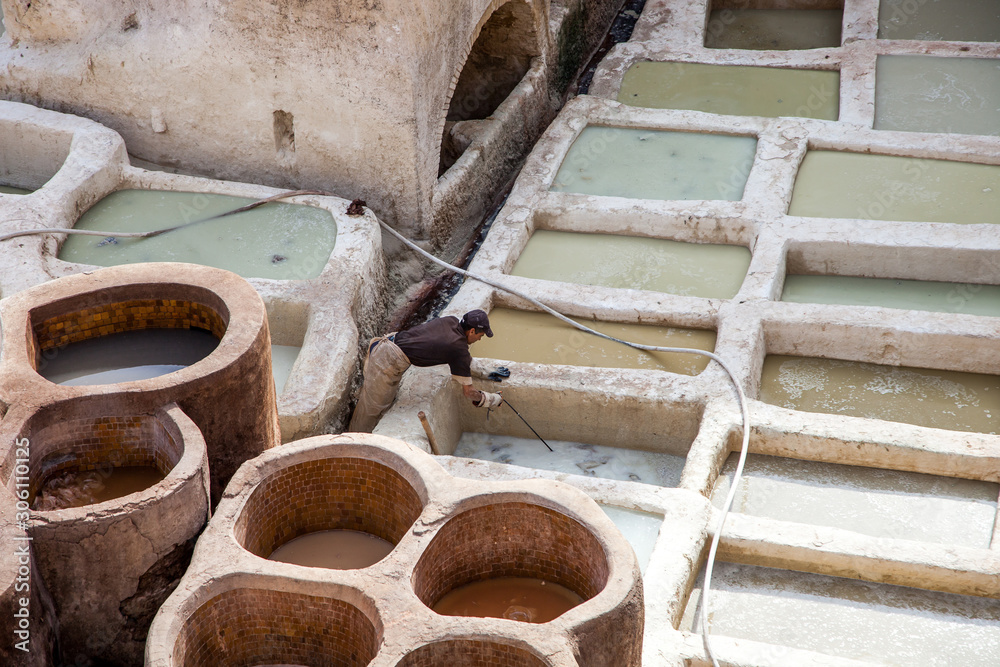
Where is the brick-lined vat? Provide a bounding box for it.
[0,262,280,503]
[0,402,209,666]
[148,433,643,667]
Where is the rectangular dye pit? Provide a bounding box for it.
[472,308,716,374]
[712,452,998,547]
[875,55,1000,137]
[682,562,1000,665]
[788,151,1000,224]
[878,0,1000,42]
[550,127,757,202]
[618,62,839,121]
[59,190,337,280]
[781,274,1000,317]
[759,355,1000,434]
[454,432,687,488]
[705,8,843,50]
[511,230,751,299]
[599,505,661,576]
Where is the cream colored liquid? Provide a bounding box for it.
[878,0,1000,42]
[511,230,750,299]
[619,62,839,121]
[760,355,1000,434]
[271,344,301,395]
[705,10,842,50]
[432,577,584,623]
[455,432,686,488]
[788,151,1000,224]
[39,328,220,385]
[59,190,337,280]
[268,530,394,569]
[472,308,716,375]
[600,505,661,576]
[551,127,757,202]
[712,453,998,547]
[781,275,1000,317]
[32,466,166,510]
[682,562,1000,665]
[875,55,1000,137]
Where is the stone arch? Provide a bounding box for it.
[437,0,541,175]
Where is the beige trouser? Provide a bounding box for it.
[348,334,411,433]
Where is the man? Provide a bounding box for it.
[348,309,502,432]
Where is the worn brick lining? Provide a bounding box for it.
[175,588,378,667]
[5,413,180,500]
[396,639,550,667]
[32,299,226,353]
[235,457,424,558]
[413,502,609,609]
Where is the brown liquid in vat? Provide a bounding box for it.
[32,466,166,511]
[432,577,584,623]
[268,529,394,569]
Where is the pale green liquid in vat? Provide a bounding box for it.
[550,127,757,202]
[511,230,750,299]
[472,308,716,375]
[788,151,1000,224]
[59,190,337,279]
[682,562,1000,665]
[39,328,220,386]
[760,355,1000,434]
[712,453,998,547]
[0,185,30,195]
[878,0,1000,42]
[875,56,1000,137]
[781,275,1000,317]
[618,62,839,121]
[271,344,301,395]
[705,10,842,50]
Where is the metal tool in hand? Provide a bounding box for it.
[501,397,553,452]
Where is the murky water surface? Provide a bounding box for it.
[33,466,165,510]
[59,190,337,279]
[268,530,394,569]
[705,9,842,50]
[875,55,1000,136]
[760,355,1000,434]
[473,308,715,375]
[455,432,686,488]
[433,577,584,623]
[788,151,1000,224]
[271,344,301,395]
[551,127,757,202]
[39,328,220,385]
[878,0,1000,42]
[712,453,998,547]
[781,274,1000,317]
[619,62,839,120]
[512,230,750,299]
[683,562,1000,665]
[599,504,662,575]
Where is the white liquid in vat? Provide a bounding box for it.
[551,127,757,202]
[454,432,686,488]
[599,504,662,575]
[511,230,751,299]
[271,344,301,395]
[712,453,998,547]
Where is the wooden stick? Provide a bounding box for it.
[417,411,441,456]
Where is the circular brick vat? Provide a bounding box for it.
[412,500,609,621]
[236,455,425,565]
[396,639,552,667]
[174,585,380,667]
[0,401,210,665]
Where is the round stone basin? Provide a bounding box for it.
[58,189,337,279]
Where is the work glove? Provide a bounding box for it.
[476,391,503,409]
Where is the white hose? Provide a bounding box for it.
[374,215,748,667]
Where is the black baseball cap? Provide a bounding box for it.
[461,309,493,337]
